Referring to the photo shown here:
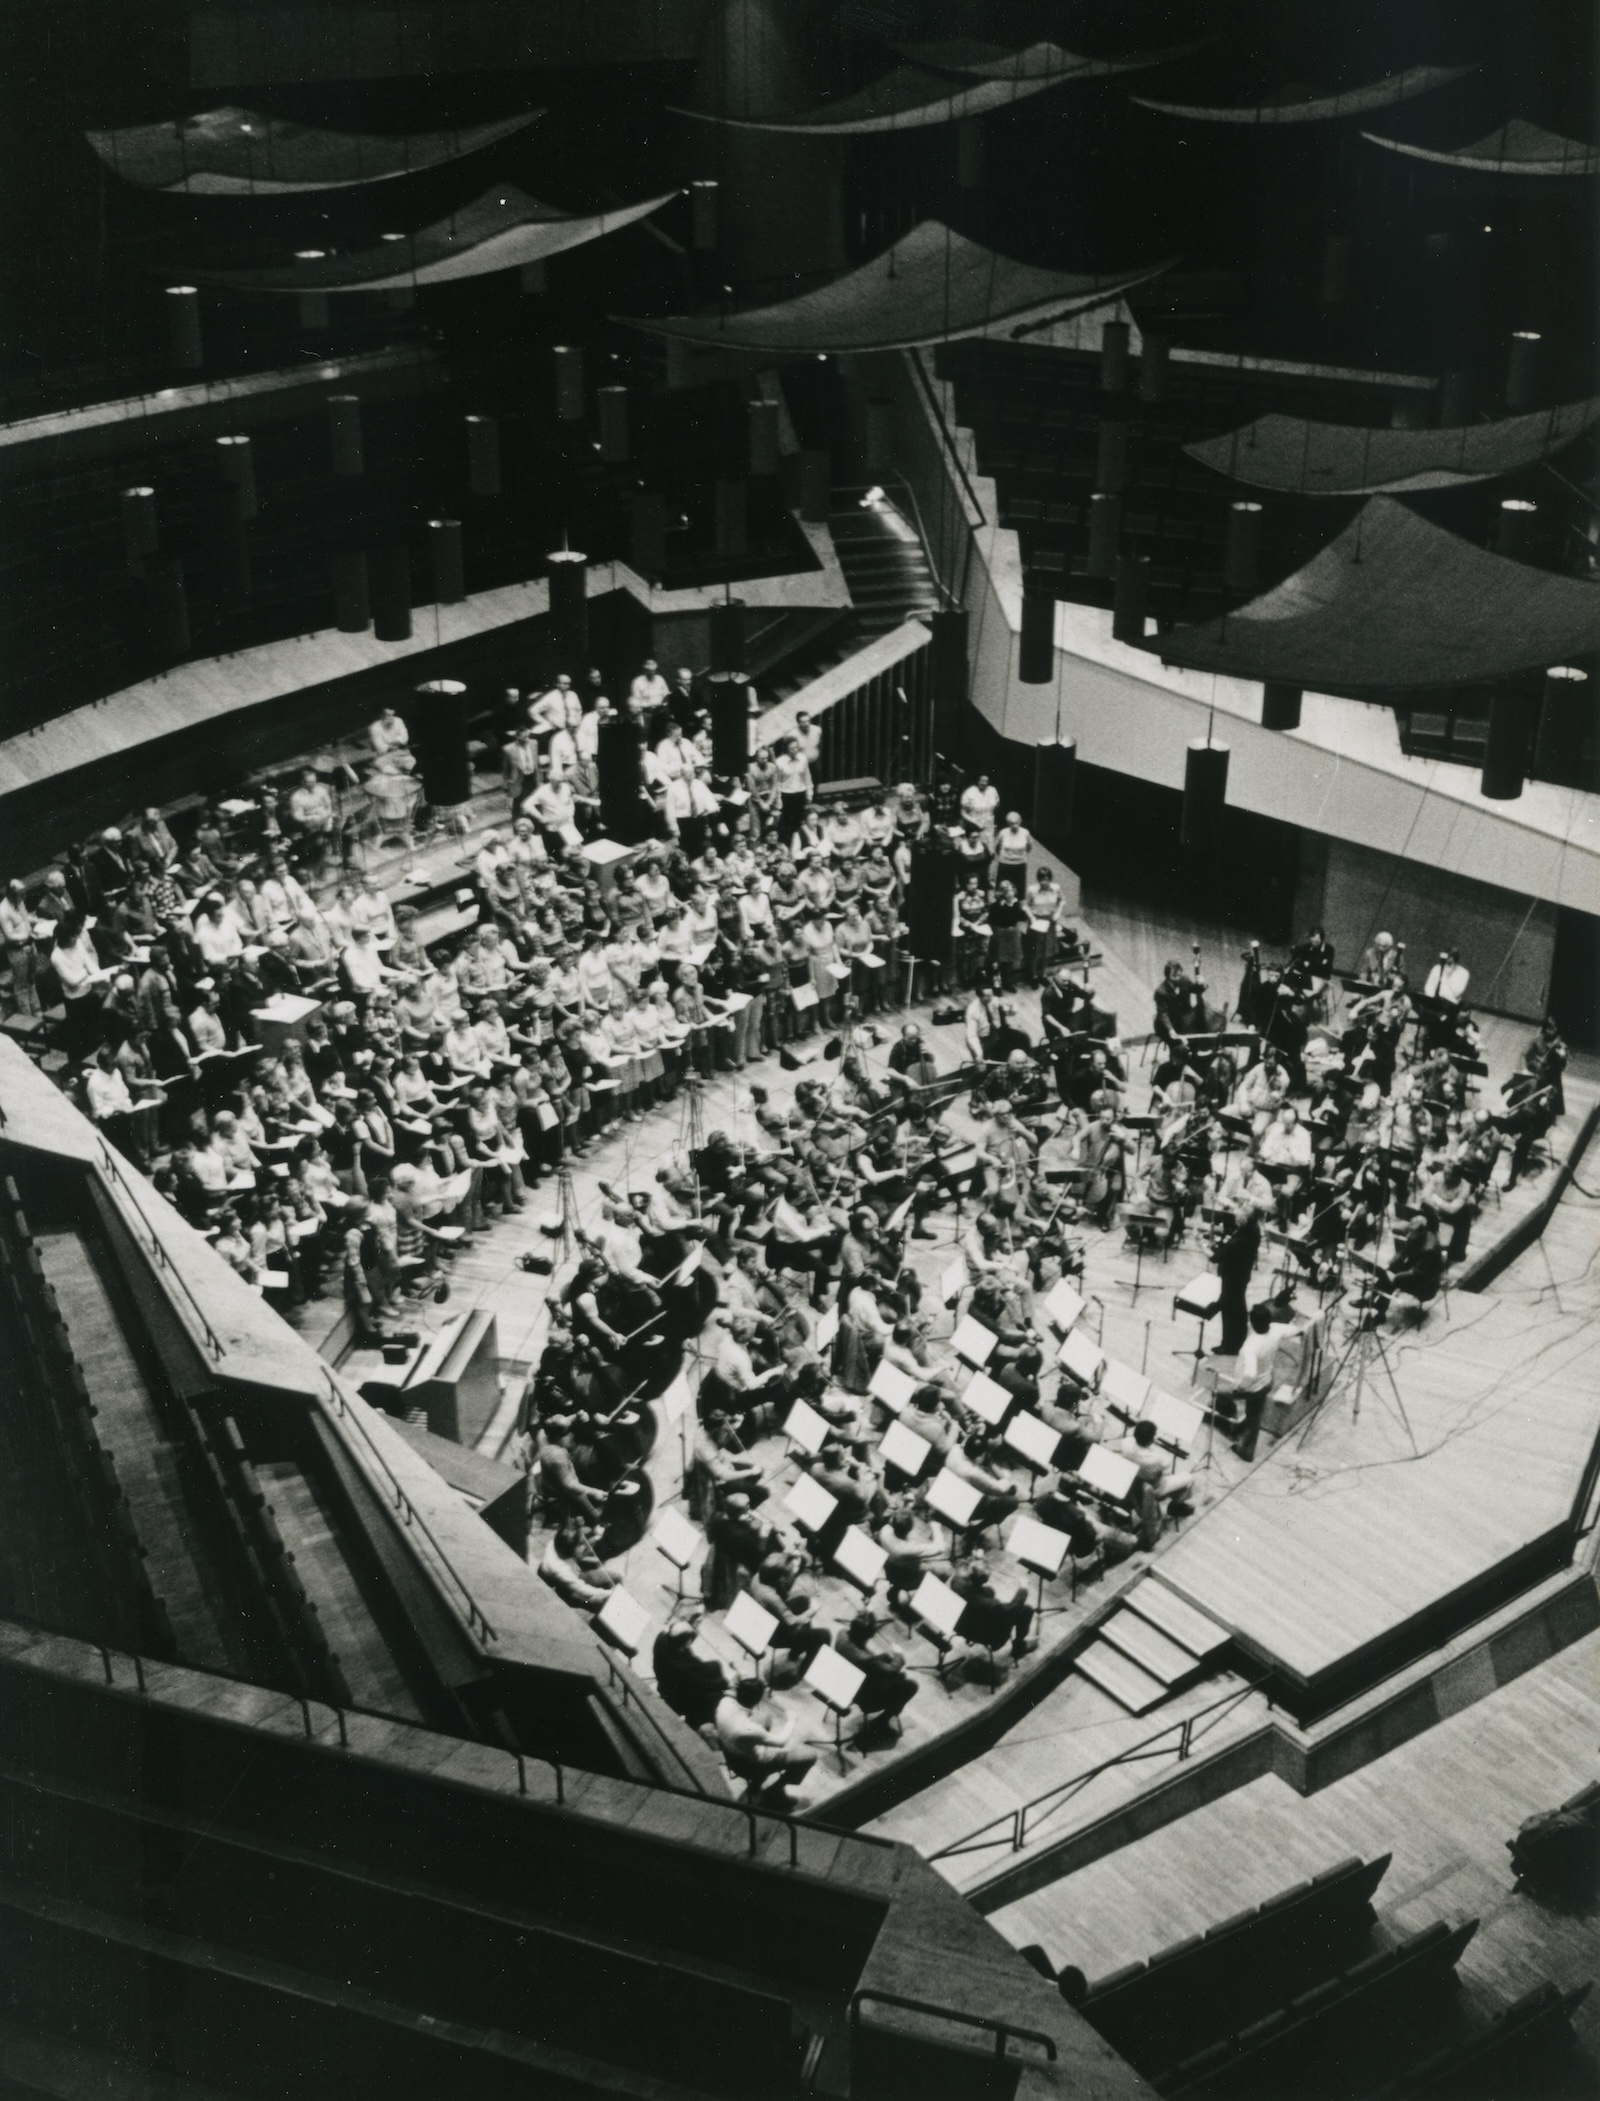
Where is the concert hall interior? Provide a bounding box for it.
[3,0,1600,2095]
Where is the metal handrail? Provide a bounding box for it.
[929,1675,1269,1863]
[850,1990,1056,2064]
[316,1370,499,1646]
[908,348,987,528]
[95,1141,225,1361]
[600,1652,714,1796]
[2,1610,898,1872]
[832,477,956,615]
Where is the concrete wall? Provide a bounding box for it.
[1297,834,1557,1022]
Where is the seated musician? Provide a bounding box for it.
[1234,1047,1290,1133]
[944,1428,1023,1527]
[949,1555,1036,1662]
[1419,1157,1478,1268]
[538,1519,620,1616]
[837,1614,917,1739]
[1365,1214,1444,1331]
[1499,1065,1559,1190]
[1105,1419,1195,1540]
[1036,1477,1138,1566]
[714,1678,816,1806]
[652,1618,730,1731]
[1065,1044,1124,1115]
[748,1552,830,1678]
[1140,1147,1189,1246]
[1256,1103,1313,1217]
[1077,1104,1129,1230]
[886,1021,938,1092]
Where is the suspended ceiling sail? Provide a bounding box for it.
[670,59,1079,134]
[621,221,1167,354]
[85,107,540,195]
[893,38,1207,82]
[1148,498,1600,687]
[191,185,676,292]
[1361,116,1600,176]
[1186,397,1600,496]
[1135,62,1477,126]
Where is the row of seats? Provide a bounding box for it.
[0,1177,174,1656]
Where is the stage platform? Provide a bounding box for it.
[1156,1137,1600,1720]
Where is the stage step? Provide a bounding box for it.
[1098,1608,1204,1689]
[1123,1578,1231,1661]
[1074,1640,1168,1715]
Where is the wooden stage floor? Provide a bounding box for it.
[1156,1134,1600,1711]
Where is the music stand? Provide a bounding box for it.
[1146,1390,1204,1457]
[960,1369,1012,1428]
[1043,1278,1086,1333]
[1101,1360,1151,1430]
[941,1257,969,1307]
[803,1645,867,1772]
[1173,1272,1221,1376]
[925,1467,984,1562]
[784,1474,838,1575]
[880,1418,933,1485]
[1001,1410,1060,1495]
[724,1591,778,1681]
[1058,1328,1106,1395]
[868,1359,918,1417]
[814,1304,841,1353]
[1008,1513,1070,1623]
[652,1507,701,1604]
[832,1525,888,1598]
[783,1398,830,1457]
[908,1571,966,1678]
[950,1315,998,1367]
[1074,1443,1140,1513]
[1119,1207,1165,1303]
[595,1587,651,1660]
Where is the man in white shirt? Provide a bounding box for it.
[368,707,409,757]
[713,1679,816,1803]
[1423,949,1470,1006]
[794,711,823,769]
[773,738,812,843]
[528,776,582,850]
[630,658,670,726]
[340,926,388,1001]
[1215,1302,1282,1460]
[1256,1103,1313,1215]
[526,675,573,740]
[287,769,335,868]
[85,1046,147,1162]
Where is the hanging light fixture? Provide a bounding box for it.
[1505,329,1542,411]
[1224,501,1263,593]
[1181,727,1230,852]
[465,413,500,497]
[1032,738,1078,849]
[597,384,630,463]
[1261,682,1302,731]
[547,546,588,663]
[1112,553,1148,645]
[1534,665,1589,782]
[1481,680,1534,800]
[429,519,465,606]
[1495,498,1537,560]
[165,285,202,370]
[1019,589,1054,682]
[328,395,363,477]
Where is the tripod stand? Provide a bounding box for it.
[1296,1291,1418,1455]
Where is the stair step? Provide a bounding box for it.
[1124,1579,1230,1660]
[1074,1641,1168,1714]
[1099,1609,1204,1687]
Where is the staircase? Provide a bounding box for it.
[829,495,942,639]
[1074,1579,1231,1715]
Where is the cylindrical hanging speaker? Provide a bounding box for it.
[708,672,752,774]
[553,343,584,422]
[748,397,780,478]
[146,557,190,660]
[931,607,968,751]
[1100,320,1130,393]
[332,550,370,633]
[1262,682,1302,731]
[547,550,588,664]
[166,285,202,370]
[1095,417,1129,494]
[1180,740,1229,852]
[1087,492,1120,579]
[122,487,158,571]
[429,518,465,606]
[1224,501,1263,593]
[864,399,892,477]
[631,489,667,579]
[1440,368,1476,425]
[371,545,412,643]
[410,679,472,809]
[1496,498,1537,559]
[1505,330,1542,411]
[328,395,363,477]
[1320,233,1353,307]
[904,838,958,963]
[1482,682,1533,800]
[715,479,748,559]
[1112,553,1148,645]
[956,116,984,190]
[597,385,629,463]
[1019,590,1054,683]
[1139,332,1170,402]
[798,448,830,522]
[215,433,257,518]
[219,485,251,601]
[1534,666,1589,782]
[1032,738,1077,849]
[690,179,719,251]
[294,253,329,330]
[709,599,747,674]
[466,414,500,497]
[598,714,648,841]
